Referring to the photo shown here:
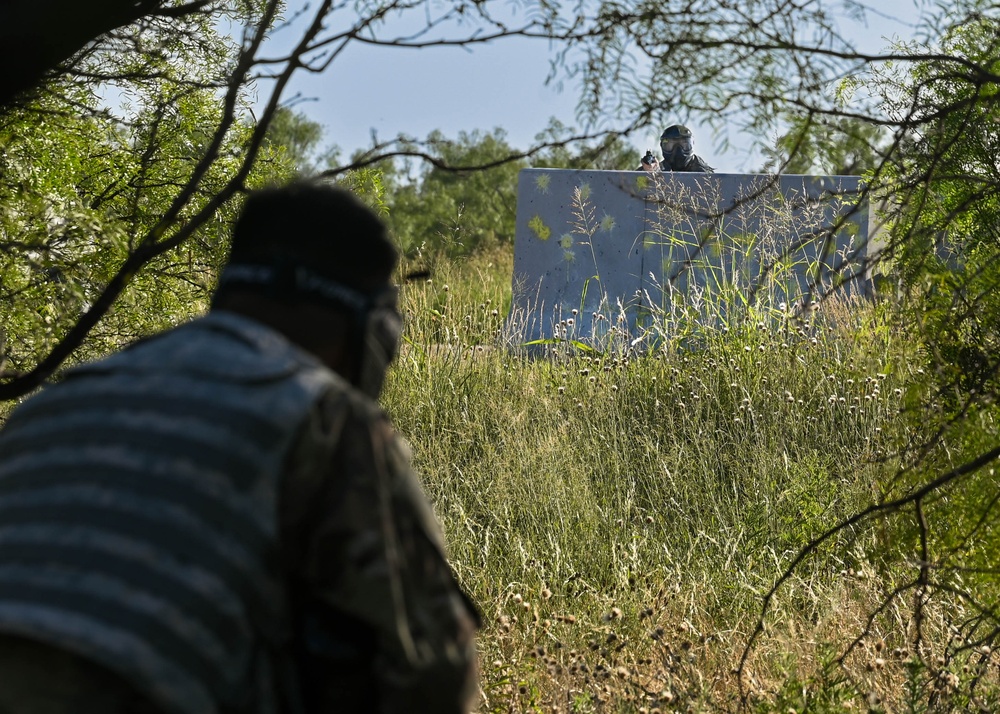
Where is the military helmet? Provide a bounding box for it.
[660,125,693,142]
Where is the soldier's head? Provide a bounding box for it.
[660,125,695,168]
[213,181,401,399]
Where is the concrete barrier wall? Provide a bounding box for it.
[506,169,871,349]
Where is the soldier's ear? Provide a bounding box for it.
[283,305,353,366]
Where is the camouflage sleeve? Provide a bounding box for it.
[280,388,480,714]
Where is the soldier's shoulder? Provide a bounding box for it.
[313,379,395,439]
[692,155,714,172]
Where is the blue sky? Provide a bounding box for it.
[266,0,922,172]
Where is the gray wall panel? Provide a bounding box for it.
[507,169,870,350]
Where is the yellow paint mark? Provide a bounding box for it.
[528,215,551,241]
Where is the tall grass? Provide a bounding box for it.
[380,244,1000,712]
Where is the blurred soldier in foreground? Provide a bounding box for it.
[0,182,480,713]
[638,124,714,173]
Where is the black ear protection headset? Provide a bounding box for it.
[216,261,403,399]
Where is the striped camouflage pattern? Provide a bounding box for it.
[0,312,339,714]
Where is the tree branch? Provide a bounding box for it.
[0,0,210,108]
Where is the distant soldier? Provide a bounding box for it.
[0,182,480,713]
[638,124,714,173]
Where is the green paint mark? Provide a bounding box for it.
[534,173,552,194]
[559,233,574,249]
[577,183,592,201]
[600,214,616,232]
[636,175,650,191]
[528,215,551,241]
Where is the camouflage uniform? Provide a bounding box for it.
[0,311,479,714]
